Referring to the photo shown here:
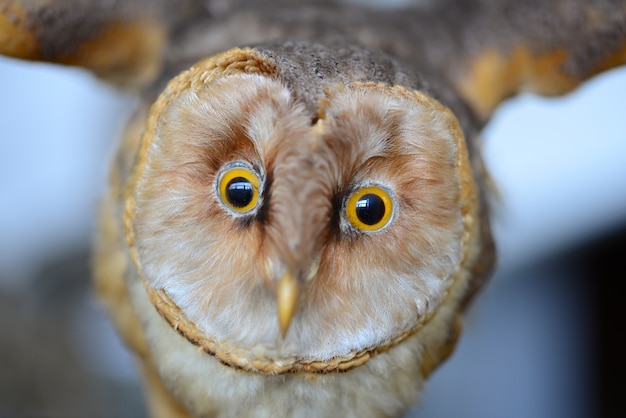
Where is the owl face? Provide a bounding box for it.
[125,49,478,374]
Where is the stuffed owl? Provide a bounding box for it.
[1,0,624,417]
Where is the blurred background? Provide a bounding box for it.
[1,24,625,418]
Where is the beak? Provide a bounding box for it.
[277,271,300,338]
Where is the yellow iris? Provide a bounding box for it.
[346,185,394,231]
[218,166,261,214]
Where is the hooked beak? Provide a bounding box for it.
[277,271,300,338]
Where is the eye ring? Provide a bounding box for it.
[217,163,262,214]
[345,185,394,232]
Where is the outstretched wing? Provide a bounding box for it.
[2,0,624,103]
[0,0,207,86]
[437,0,626,121]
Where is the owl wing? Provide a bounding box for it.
[430,0,626,121]
[0,0,210,87]
[2,0,623,101]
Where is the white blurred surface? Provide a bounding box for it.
[0,54,624,417]
[0,57,136,288]
[484,69,626,274]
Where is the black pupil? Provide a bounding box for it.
[355,193,385,225]
[226,177,254,208]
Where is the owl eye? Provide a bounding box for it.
[345,185,394,232]
[217,163,262,214]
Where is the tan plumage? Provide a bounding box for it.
[2,0,625,416]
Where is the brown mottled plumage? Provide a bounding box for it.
[1,0,624,417]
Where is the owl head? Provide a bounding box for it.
[123,44,486,374]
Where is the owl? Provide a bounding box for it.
[1,0,624,417]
